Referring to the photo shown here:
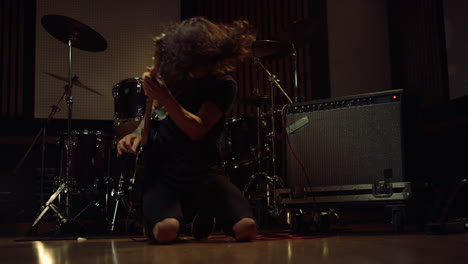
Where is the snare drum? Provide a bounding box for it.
[112,77,146,136]
[57,130,113,192]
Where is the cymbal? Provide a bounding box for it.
[276,18,320,46]
[237,95,271,105]
[41,14,107,52]
[252,40,290,58]
[43,72,104,96]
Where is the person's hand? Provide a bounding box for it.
[142,67,170,102]
[116,133,142,157]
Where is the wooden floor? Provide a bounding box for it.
[1,230,467,264]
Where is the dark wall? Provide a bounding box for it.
[388,0,449,107]
[327,0,392,98]
[444,0,468,100]
[2,0,451,123]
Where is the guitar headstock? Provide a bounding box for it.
[151,33,165,79]
[153,33,166,44]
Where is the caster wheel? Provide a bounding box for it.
[393,210,405,232]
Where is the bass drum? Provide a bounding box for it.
[112,77,146,137]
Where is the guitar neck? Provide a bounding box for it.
[141,98,154,146]
[141,33,164,146]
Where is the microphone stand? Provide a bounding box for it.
[253,57,291,216]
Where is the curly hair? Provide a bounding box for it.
[158,17,256,87]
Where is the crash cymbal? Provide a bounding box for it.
[237,95,271,105]
[41,14,107,52]
[43,72,103,96]
[276,18,320,46]
[252,40,290,58]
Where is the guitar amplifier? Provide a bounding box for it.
[283,89,409,190]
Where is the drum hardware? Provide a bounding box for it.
[222,116,256,171]
[112,77,147,137]
[251,57,291,216]
[237,95,271,105]
[243,171,270,194]
[230,147,256,170]
[252,40,290,58]
[231,38,303,217]
[32,183,68,227]
[246,22,316,218]
[108,152,144,233]
[275,18,320,103]
[43,72,103,96]
[232,104,286,215]
[247,19,316,216]
[56,130,112,193]
[41,14,107,52]
[290,43,299,103]
[275,18,320,48]
[254,57,293,104]
[13,92,66,201]
[109,164,131,233]
[39,129,113,231]
[30,14,107,233]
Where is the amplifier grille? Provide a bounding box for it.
[285,90,405,187]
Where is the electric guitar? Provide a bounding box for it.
[128,34,165,203]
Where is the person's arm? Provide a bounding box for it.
[142,72,223,141]
[132,120,145,136]
[116,121,143,156]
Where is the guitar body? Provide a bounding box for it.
[127,34,165,205]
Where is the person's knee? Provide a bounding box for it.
[232,217,257,242]
[153,218,180,243]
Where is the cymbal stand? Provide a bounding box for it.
[242,100,267,192]
[32,183,68,227]
[255,102,263,172]
[13,91,65,196]
[254,58,292,215]
[109,157,131,232]
[290,43,299,103]
[28,92,70,232]
[254,57,293,104]
[64,38,74,220]
[31,37,76,230]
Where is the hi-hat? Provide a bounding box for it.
[252,40,290,58]
[237,95,271,105]
[41,14,107,52]
[44,72,103,96]
[276,18,320,46]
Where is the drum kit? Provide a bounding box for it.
[221,19,320,219]
[23,14,316,234]
[224,44,295,220]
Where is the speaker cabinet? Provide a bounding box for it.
[284,90,408,188]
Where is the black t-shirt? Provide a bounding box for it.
[148,73,236,184]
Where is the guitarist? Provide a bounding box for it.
[116,17,257,243]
